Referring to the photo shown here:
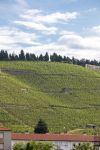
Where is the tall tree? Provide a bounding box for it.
[26,53,30,61]
[50,53,57,62]
[38,54,44,61]
[34,119,49,134]
[30,53,37,61]
[0,50,8,60]
[44,52,49,61]
[19,50,25,60]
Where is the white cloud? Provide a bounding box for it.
[0,26,100,60]
[14,9,79,35]
[14,21,57,35]
[20,9,79,24]
[91,25,100,33]
[0,27,40,49]
[58,31,100,50]
[13,30,100,60]
[28,31,99,60]
[59,30,75,35]
[21,9,42,19]
[33,12,79,24]
[0,4,99,60]
[58,34,84,49]
[55,31,100,60]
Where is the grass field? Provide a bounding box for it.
[0,61,100,134]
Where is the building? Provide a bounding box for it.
[85,64,100,70]
[0,127,100,150]
[11,133,100,150]
[86,124,97,129]
[0,128,11,150]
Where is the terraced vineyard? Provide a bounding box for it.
[0,61,100,133]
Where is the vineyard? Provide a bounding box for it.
[0,61,100,134]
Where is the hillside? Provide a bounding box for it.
[0,61,100,134]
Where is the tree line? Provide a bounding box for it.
[0,50,100,67]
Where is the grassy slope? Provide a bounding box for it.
[0,61,100,134]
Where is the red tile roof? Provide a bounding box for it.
[11,133,100,142]
[0,127,11,131]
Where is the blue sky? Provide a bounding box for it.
[0,0,100,60]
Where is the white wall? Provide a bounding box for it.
[85,64,100,70]
[53,141,84,150]
[4,131,11,150]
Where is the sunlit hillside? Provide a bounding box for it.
[0,61,100,134]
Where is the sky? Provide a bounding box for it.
[0,0,100,60]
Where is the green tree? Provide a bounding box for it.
[26,53,31,61]
[13,142,25,150]
[72,143,98,150]
[34,119,49,134]
[25,142,33,150]
[30,54,37,61]
[13,142,56,150]
[44,52,49,61]
[39,54,44,61]
[19,50,25,60]
[26,142,56,150]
